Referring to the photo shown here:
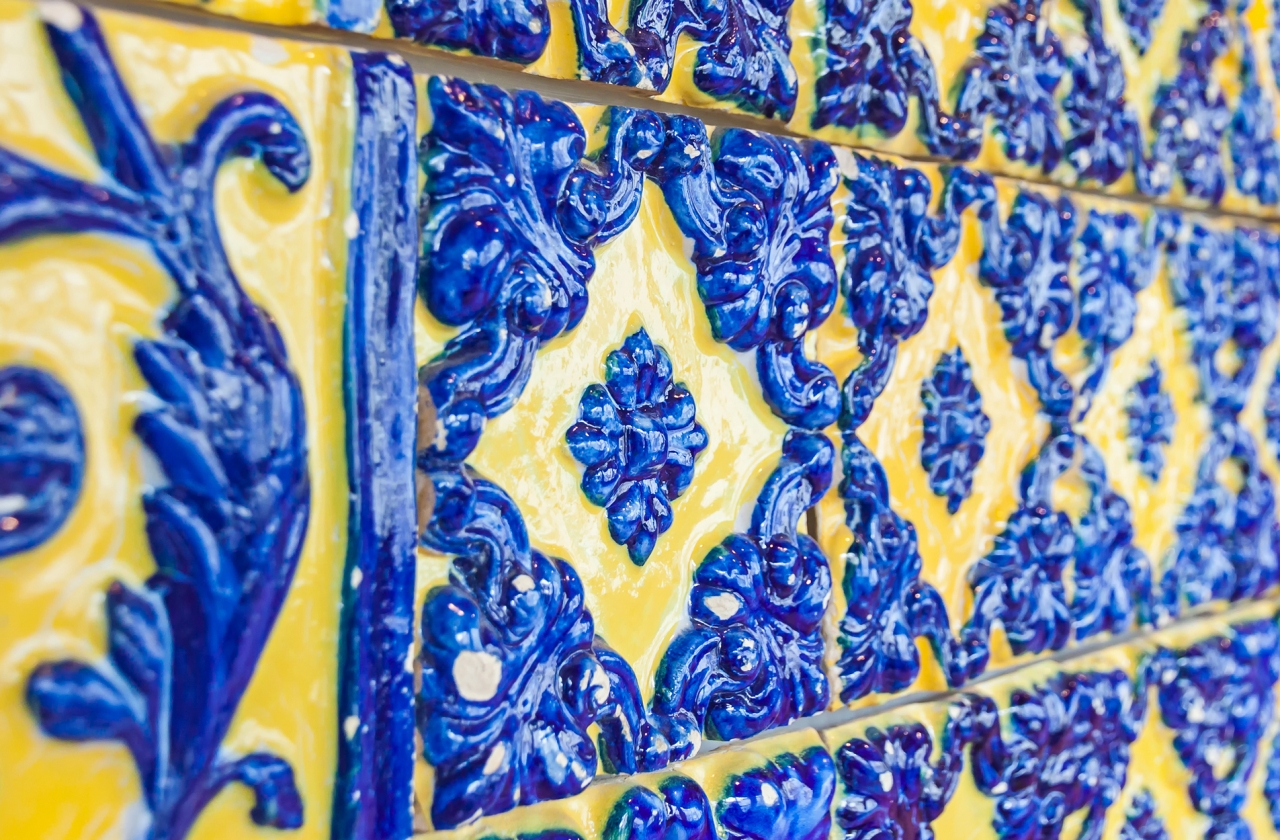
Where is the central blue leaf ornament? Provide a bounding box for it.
[8,9,311,840]
[0,366,85,558]
[567,328,709,564]
[920,348,990,514]
[1127,363,1174,482]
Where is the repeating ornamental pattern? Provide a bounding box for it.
[9,0,1280,838]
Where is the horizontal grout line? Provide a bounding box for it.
[66,0,1280,229]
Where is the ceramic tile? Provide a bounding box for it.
[136,0,1280,218]
[0,3,418,839]
[418,726,836,839]
[409,76,844,830]
[814,147,1280,706]
[817,599,1280,840]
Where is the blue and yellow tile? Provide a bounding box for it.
[0,3,418,838]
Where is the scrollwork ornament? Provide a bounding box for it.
[10,10,312,839]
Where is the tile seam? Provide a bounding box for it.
[68,0,1280,228]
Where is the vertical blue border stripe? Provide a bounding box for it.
[334,51,419,840]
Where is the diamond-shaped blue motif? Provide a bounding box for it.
[920,348,990,514]
[1126,362,1174,481]
[567,328,709,564]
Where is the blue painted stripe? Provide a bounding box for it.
[326,0,383,34]
[333,50,419,840]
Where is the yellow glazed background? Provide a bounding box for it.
[0,4,354,838]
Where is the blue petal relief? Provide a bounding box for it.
[809,0,980,157]
[566,328,708,565]
[1150,619,1280,840]
[415,81,705,828]
[9,11,312,839]
[955,0,1065,175]
[1265,364,1280,461]
[835,157,996,700]
[1126,363,1174,482]
[1122,791,1170,840]
[920,347,989,514]
[653,431,833,740]
[0,366,84,558]
[653,119,840,429]
[1230,23,1280,207]
[835,668,1147,840]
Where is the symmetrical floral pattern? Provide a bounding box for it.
[566,329,708,564]
[0,366,84,557]
[920,348,990,513]
[835,667,1146,840]
[10,12,312,839]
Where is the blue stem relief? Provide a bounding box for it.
[8,10,311,840]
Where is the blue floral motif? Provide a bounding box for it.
[418,474,697,827]
[1150,619,1280,840]
[835,669,1145,840]
[1070,440,1151,640]
[964,434,1075,665]
[566,328,708,564]
[653,120,840,429]
[977,190,1076,419]
[418,78,663,468]
[1126,364,1174,482]
[834,694,1003,839]
[385,0,550,64]
[809,0,980,157]
[1073,209,1160,413]
[1230,27,1280,207]
[653,432,832,739]
[985,670,1145,840]
[1144,5,1231,202]
[1158,422,1280,618]
[920,348,990,514]
[1119,0,1166,53]
[1062,0,1162,189]
[834,158,995,700]
[717,746,835,840]
[602,777,714,840]
[1164,221,1280,419]
[11,11,312,839]
[1265,365,1280,461]
[0,367,84,557]
[414,81,699,828]
[1121,791,1169,840]
[840,156,994,428]
[955,0,1065,175]
[627,0,799,119]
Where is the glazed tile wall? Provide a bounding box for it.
[7,0,1280,838]
[0,2,418,837]
[138,0,1280,220]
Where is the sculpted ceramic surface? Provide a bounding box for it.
[8,0,1280,836]
[122,0,1280,219]
[0,3,417,838]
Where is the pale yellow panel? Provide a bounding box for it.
[0,4,354,839]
